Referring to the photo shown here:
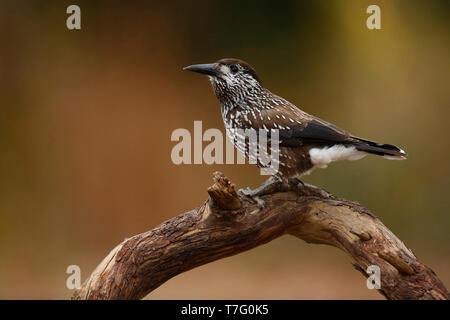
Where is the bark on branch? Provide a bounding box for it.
[72,172,449,300]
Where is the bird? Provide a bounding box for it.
[184,58,406,201]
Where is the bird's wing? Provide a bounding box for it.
[248,105,353,148]
[243,100,406,158]
[283,116,352,146]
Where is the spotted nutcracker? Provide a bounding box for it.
[184,58,406,201]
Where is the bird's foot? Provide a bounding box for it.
[238,177,306,210]
[238,187,267,212]
[287,177,306,195]
[238,176,282,211]
[238,176,282,198]
[288,177,305,188]
[252,195,266,212]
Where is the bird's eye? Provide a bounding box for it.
[230,65,239,73]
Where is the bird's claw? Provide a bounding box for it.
[288,177,305,188]
[253,196,266,212]
[238,188,266,212]
[238,187,253,197]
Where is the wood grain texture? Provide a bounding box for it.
[72,172,449,300]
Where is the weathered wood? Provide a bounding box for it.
[72,172,449,300]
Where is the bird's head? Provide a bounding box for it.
[183,58,263,103]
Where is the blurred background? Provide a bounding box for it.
[0,0,448,299]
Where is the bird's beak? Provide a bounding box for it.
[183,63,221,77]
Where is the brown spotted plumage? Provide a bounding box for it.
[184,58,406,184]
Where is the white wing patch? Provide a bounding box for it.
[309,145,367,168]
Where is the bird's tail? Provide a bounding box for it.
[351,137,407,160]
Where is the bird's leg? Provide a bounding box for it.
[238,176,283,210]
[238,176,282,198]
[238,176,306,210]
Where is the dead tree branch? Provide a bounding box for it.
[72,172,449,300]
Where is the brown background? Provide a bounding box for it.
[0,0,448,299]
